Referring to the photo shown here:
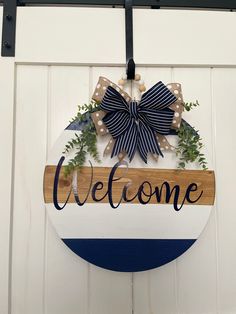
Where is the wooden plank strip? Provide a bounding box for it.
[173,68,218,314]
[45,66,90,314]
[133,68,179,314]
[89,67,133,314]
[44,165,215,205]
[0,55,15,314]
[11,66,48,314]
[213,69,236,312]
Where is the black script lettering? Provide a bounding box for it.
[72,161,93,206]
[53,156,72,210]
[137,181,153,204]
[185,183,203,204]
[107,160,129,209]
[122,182,138,202]
[91,181,108,202]
[154,182,182,211]
[53,158,204,211]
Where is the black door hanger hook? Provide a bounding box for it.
[125,0,135,80]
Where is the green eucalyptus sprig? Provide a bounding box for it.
[176,101,208,170]
[63,101,101,177]
[69,101,100,123]
[183,100,200,112]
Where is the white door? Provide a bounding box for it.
[1,6,236,314]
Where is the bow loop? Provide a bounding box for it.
[140,81,177,110]
[139,108,174,135]
[100,86,129,112]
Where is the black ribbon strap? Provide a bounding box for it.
[125,0,135,79]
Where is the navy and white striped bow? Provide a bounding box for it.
[100,81,177,163]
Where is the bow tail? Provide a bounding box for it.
[137,121,163,163]
[111,120,138,162]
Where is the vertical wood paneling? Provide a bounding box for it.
[6,63,236,314]
[90,67,132,314]
[133,67,178,314]
[133,264,178,314]
[0,56,15,314]
[212,68,236,314]
[47,66,91,151]
[11,65,48,314]
[45,66,90,314]
[172,68,218,314]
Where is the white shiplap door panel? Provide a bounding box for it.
[47,65,91,151]
[133,67,178,314]
[15,7,236,66]
[133,67,217,314]
[172,68,217,313]
[91,67,132,314]
[16,7,125,65]
[45,65,90,314]
[45,222,89,314]
[44,65,133,314]
[0,8,15,314]
[134,10,236,67]
[0,11,15,313]
[11,65,48,314]
[212,69,236,313]
[133,262,178,314]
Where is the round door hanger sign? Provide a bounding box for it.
[43,76,215,272]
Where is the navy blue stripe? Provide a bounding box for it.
[66,112,92,130]
[62,238,196,272]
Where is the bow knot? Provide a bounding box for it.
[100,81,177,163]
[129,101,139,121]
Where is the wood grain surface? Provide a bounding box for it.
[44,166,215,205]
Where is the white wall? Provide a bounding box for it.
[1,7,236,314]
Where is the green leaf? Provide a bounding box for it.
[176,110,208,170]
[62,100,101,176]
